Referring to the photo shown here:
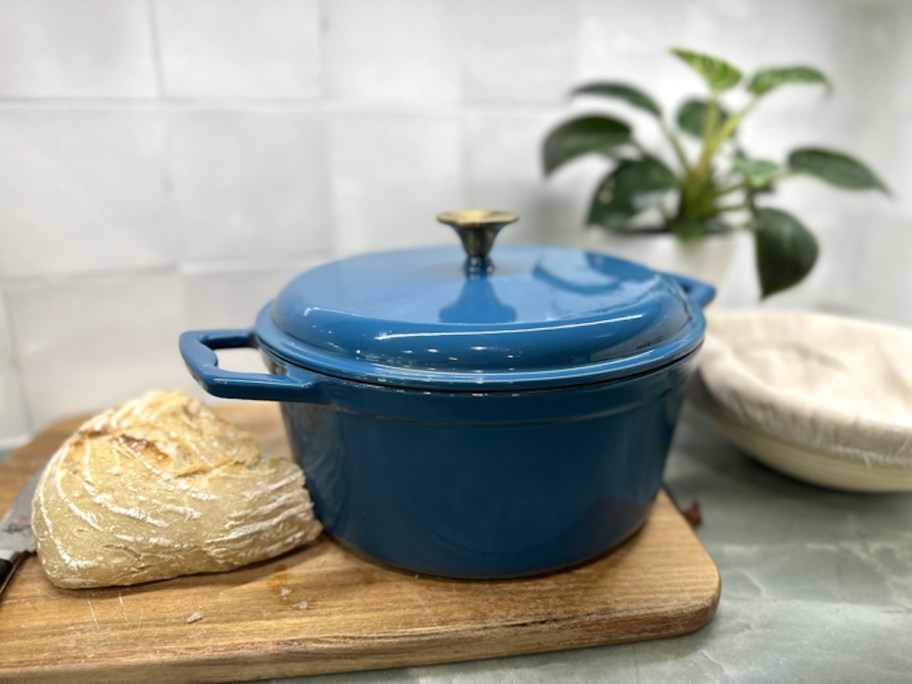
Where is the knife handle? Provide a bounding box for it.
[0,551,23,598]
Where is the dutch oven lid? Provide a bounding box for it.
[255,210,711,391]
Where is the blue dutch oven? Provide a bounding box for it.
[180,210,715,579]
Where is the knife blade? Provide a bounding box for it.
[0,469,43,598]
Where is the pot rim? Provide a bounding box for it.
[179,327,704,410]
[261,333,705,396]
[254,296,709,393]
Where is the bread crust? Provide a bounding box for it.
[32,391,322,589]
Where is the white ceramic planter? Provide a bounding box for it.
[573,229,738,289]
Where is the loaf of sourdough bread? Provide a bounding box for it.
[32,390,322,589]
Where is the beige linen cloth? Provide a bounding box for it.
[691,310,912,468]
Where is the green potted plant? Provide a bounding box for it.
[542,48,889,297]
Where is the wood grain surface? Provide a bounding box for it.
[0,403,720,683]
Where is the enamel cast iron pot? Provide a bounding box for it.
[180,210,715,579]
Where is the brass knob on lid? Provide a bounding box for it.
[437,210,519,276]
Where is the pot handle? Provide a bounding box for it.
[179,329,323,402]
[666,273,716,309]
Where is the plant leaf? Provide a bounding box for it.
[747,66,831,97]
[676,99,729,138]
[572,82,662,117]
[788,148,889,193]
[615,155,678,194]
[753,207,819,297]
[667,219,709,243]
[671,48,742,92]
[733,157,784,189]
[589,156,678,229]
[542,116,631,176]
[588,188,638,230]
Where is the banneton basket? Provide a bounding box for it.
[691,310,912,492]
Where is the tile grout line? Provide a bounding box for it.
[455,0,468,212]
[317,0,329,101]
[0,252,335,291]
[0,264,181,291]
[315,1,341,260]
[0,98,569,114]
[0,287,36,438]
[144,0,167,100]
[321,106,342,259]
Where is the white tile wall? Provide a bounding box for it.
[167,108,330,263]
[892,2,912,113]
[461,0,580,104]
[578,0,694,107]
[182,258,319,330]
[181,258,322,377]
[0,0,157,98]
[681,0,847,69]
[463,108,593,244]
[327,110,464,254]
[324,0,460,101]
[835,102,912,322]
[579,0,853,123]
[0,107,177,279]
[860,107,912,220]
[154,0,322,99]
[0,0,909,443]
[847,214,912,324]
[6,272,190,427]
[0,294,29,448]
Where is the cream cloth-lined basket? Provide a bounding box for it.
[691,310,912,492]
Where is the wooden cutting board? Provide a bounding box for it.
[0,404,720,683]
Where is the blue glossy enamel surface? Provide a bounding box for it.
[178,240,716,578]
[180,326,701,577]
[265,348,698,579]
[258,245,710,390]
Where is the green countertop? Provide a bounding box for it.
[257,406,912,684]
